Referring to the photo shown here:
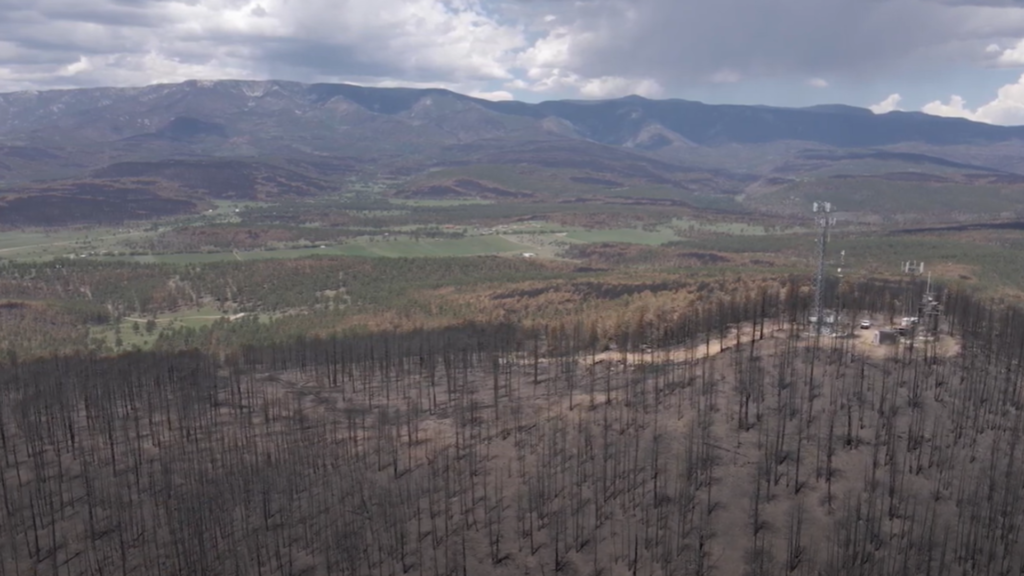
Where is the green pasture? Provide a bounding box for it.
[670,217,795,236]
[100,235,536,263]
[0,227,153,260]
[89,305,269,351]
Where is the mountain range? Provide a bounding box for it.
[3,79,1024,224]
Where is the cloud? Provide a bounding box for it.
[990,39,1024,65]
[512,25,663,97]
[922,95,974,118]
[578,76,664,98]
[921,73,1024,124]
[468,89,515,100]
[0,0,527,95]
[5,0,1024,102]
[512,0,1003,94]
[511,68,664,98]
[870,93,904,113]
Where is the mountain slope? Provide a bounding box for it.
[89,159,335,199]
[480,97,1021,148]
[2,80,1024,225]
[2,80,1023,157]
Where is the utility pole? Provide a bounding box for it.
[812,202,836,335]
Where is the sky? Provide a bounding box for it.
[6,1,1024,124]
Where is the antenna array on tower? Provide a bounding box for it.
[902,261,925,275]
[811,201,836,335]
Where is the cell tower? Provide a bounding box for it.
[900,260,941,339]
[919,272,942,338]
[812,202,836,335]
[899,260,924,333]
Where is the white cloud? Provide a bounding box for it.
[512,24,661,98]
[0,51,257,92]
[350,78,516,100]
[578,76,664,98]
[510,67,663,98]
[922,95,974,118]
[922,73,1024,124]
[467,89,514,101]
[992,38,1024,65]
[516,26,575,79]
[869,93,903,113]
[0,0,527,92]
[807,77,829,88]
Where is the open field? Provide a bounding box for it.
[0,227,150,258]
[87,304,260,351]
[99,235,538,263]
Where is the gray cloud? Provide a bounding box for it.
[516,0,999,89]
[1,0,1024,100]
[256,38,406,80]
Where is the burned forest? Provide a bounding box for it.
[2,278,1024,576]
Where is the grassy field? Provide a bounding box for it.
[403,164,743,210]
[100,235,537,263]
[0,227,156,259]
[0,201,289,260]
[351,236,530,257]
[670,217,801,235]
[4,184,1023,306]
[0,228,117,253]
[549,220,778,245]
[89,305,266,351]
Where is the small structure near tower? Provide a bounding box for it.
[874,329,899,345]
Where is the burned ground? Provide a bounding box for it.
[0,284,1020,576]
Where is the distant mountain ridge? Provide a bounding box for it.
[3,79,1024,226]
[1,79,1022,154]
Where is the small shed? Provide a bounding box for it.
[873,330,899,345]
